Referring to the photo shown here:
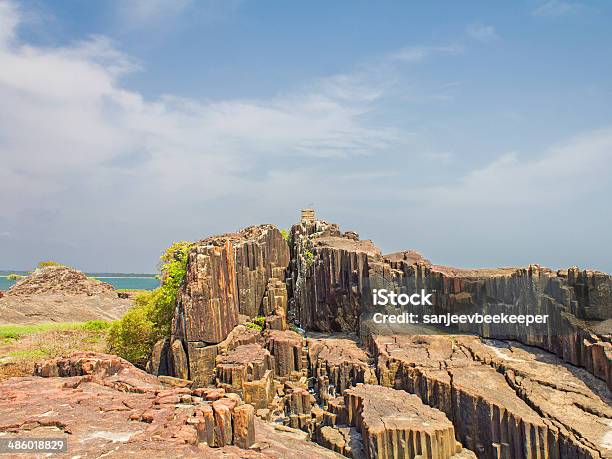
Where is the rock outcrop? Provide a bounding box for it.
[374,335,612,459]
[288,216,612,390]
[148,211,612,459]
[0,266,131,323]
[341,384,473,459]
[169,224,289,383]
[306,334,376,405]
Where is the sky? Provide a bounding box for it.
[0,0,611,274]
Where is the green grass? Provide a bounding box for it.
[7,349,50,359]
[0,321,112,341]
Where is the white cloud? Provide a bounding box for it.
[387,45,463,62]
[0,0,18,44]
[532,0,582,17]
[0,0,401,223]
[404,128,612,206]
[466,23,498,42]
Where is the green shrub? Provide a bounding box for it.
[280,229,290,243]
[107,241,192,367]
[246,322,263,331]
[38,261,64,268]
[303,249,315,268]
[7,273,24,281]
[245,316,266,331]
[82,320,111,331]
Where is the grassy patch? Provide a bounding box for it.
[0,321,111,341]
[0,323,111,381]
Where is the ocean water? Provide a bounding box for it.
[0,271,159,291]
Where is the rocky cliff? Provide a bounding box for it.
[147,212,611,458]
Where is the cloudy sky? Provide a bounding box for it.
[0,0,611,273]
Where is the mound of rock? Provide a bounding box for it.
[7,266,115,297]
[0,266,131,324]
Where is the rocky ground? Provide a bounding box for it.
[0,214,610,458]
[0,266,132,324]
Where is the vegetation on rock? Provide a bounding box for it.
[37,261,64,268]
[246,316,266,331]
[107,241,192,367]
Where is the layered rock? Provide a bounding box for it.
[374,335,612,459]
[3,353,258,456]
[264,329,306,378]
[170,225,289,383]
[341,384,471,459]
[306,334,376,405]
[215,344,275,409]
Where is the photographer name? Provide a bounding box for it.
[372,312,549,326]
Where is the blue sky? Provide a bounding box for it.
[0,0,611,273]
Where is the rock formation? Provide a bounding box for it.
[168,224,289,384]
[374,335,612,458]
[0,265,131,323]
[5,212,609,458]
[149,213,611,458]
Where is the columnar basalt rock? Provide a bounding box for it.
[342,384,470,459]
[215,344,275,409]
[374,335,612,459]
[264,329,306,378]
[262,277,289,330]
[288,217,611,387]
[306,334,376,405]
[289,218,380,332]
[170,225,289,383]
[378,258,612,388]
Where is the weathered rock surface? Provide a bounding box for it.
[341,384,469,459]
[170,225,289,383]
[0,266,131,324]
[288,217,612,389]
[7,266,115,297]
[215,344,275,409]
[1,353,261,457]
[374,335,612,459]
[264,329,306,378]
[307,334,376,404]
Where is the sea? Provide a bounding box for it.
[0,271,159,291]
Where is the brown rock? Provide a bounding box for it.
[170,338,189,380]
[233,403,256,448]
[307,334,373,405]
[342,383,464,459]
[215,344,275,409]
[264,329,305,377]
[374,335,612,459]
[1,352,264,456]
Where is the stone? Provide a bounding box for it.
[215,344,275,409]
[343,384,465,459]
[307,334,374,405]
[374,334,612,459]
[171,338,189,380]
[170,225,289,385]
[264,329,305,377]
[318,426,364,458]
[233,403,256,448]
[2,353,259,456]
[147,338,170,376]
